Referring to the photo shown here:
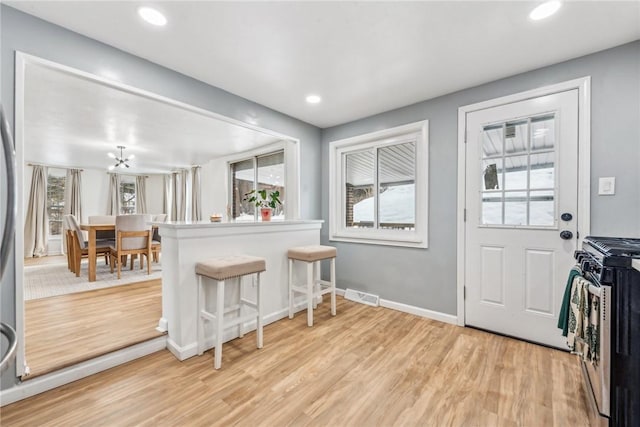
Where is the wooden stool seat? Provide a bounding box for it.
[196,255,266,369]
[287,245,337,262]
[288,245,337,327]
[196,255,266,280]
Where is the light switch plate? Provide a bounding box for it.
[598,177,616,195]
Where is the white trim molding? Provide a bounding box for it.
[335,287,457,325]
[0,337,167,406]
[328,120,429,248]
[379,299,458,325]
[456,77,591,326]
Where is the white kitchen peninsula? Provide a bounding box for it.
[154,220,323,361]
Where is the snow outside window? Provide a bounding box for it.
[329,121,428,248]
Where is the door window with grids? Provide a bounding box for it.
[480,114,556,227]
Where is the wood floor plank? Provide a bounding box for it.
[24,279,163,378]
[3,297,590,426]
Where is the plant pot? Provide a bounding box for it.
[260,207,273,222]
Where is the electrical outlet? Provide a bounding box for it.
[598,177,616,195]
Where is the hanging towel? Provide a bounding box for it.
[566,276,599,364]
[558,266,582,337]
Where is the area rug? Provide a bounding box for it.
[24,259,162,300]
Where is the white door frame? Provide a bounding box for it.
[456,77,591,327]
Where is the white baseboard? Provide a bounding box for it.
[0,336,167,406]
[379,298,458,325]
[336,286,456,325]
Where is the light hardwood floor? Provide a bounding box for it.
[24,254,68,267]
[24,279,163,378]
[3,297,589,426]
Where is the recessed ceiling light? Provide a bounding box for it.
[306,95,322,104]
[529,1,562,21]
[138,6,167,26]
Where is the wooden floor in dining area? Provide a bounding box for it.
[4,297,589,426]
[24,279,163,379]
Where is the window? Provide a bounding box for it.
[47,168,66,236]
[120,178,136,214]
[230,150,285,221]
[330,121,428,248]
[481,114,556,227]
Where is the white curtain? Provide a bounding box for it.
[170,172,178,221]
[62,168,82,254]
[107,173,121,215]
[191,166,202,221]
[136,175,148,214]
[178,170,188,221]
[24,165,48,257]
[163,174,172,217]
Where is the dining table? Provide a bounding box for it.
[80,223,115,282]
[80,223,159,282]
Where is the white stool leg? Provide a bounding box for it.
[288,258,294,319]
[306,261,314,327]
[238,276,244,339]
[313,260,319,309]
[197,275,204,355]
[256,272,263,349]
[331,257,336,316]
[214,280,225,369]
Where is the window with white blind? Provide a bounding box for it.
[329,121,429,248]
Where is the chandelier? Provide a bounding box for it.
[107,145,135,170]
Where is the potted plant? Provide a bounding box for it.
[243,189,282,222]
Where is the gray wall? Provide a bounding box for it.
[321,40,640,316]
[0,5,322,389]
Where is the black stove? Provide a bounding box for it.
[573,236,640,426]
[579,236,640,271]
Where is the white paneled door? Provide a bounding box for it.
[464,90,579,348]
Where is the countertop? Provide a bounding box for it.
[152,219,323,229]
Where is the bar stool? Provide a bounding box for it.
[288,245,337,326]
[195,255,266,369]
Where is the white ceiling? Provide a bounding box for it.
[24,62,281,174]
[8,1,640,128]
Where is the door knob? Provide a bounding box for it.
[560,230,573,240]
[561,213,573,221]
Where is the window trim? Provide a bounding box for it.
[329,120,429,248]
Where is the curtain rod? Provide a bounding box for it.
[27,162,83,171]
[106,172,150,178]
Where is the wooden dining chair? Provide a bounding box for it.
[65,214,112,277]
[88,215,116,265]
[151,214,167,263]
[63,215,75,272]
[109,214,153,279]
